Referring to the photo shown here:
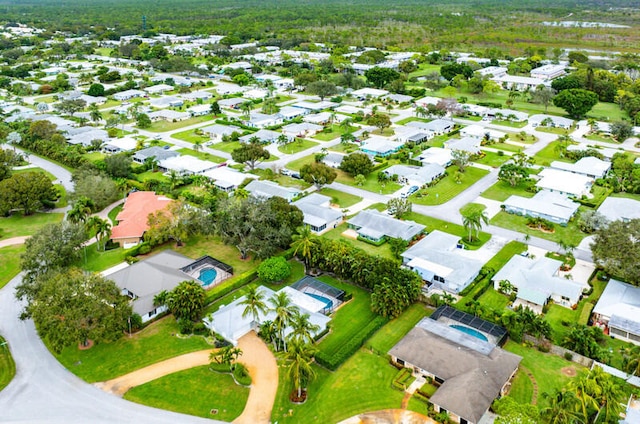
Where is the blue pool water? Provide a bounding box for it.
[198,268,218,286]
[450,324,488,342]
[305,292,333,311]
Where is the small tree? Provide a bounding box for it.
[367,113,391,132]
[610,121,633,142]
[300,162,337,189]
[231,142,270,170]
[209,346,243,371]
[451,150,470,173]
[136,113,152,129]
[339,152,373,176]
[306,80,338,101]
[257,256,292,283]
[166,281,206,322]
[387,197,412,218]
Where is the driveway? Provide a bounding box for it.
[0,273,222,424]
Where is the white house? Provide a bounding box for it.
[102,137,138,154]
[360,136,404,157]
[113,89,146,101]
[460,124,506,141]
[351,87,389,99]
[401,230,483,294]
[292,193,343,235]
[529,114,573,129]
[593,279,640,346]
[188,104,211,117]
[348,210,425,243]
[244,179,301,202]
[203,166,256,192]
[493,75,549,91]
[144,83,174,95]
[536,168,593,197]
[531,64,566,80]
[200,124,240,143]
[158,155,217,176]
[243,112,283,129]
[418,147,453,167]
[444,137,482,155]
[550,156,611,179]
[476,66,508,78]
[239,129,283,144]
[383,164,445,187]
[148,109,190,122]
[503,191,580,225]
[597,197,640,223]
[281,122,323,139]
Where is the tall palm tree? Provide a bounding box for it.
[92,217,112,251]
[240,286,268,330]
[291,225,315,268]
[269,291,299,352]
[193,139,203,152]
[540,389,585,424]
[89,104,102,124]
[461,210,489,243]
[589,365,625,423]
[621,345,640,376]
[289,311,320,345]
[285,339,317,400]
[567,371,601,423]
[67,198,93,224]
[240,101,253,118]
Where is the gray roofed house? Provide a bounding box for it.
[148,109,190,122]
[347,210,425,242]
[322,152,345,169]
[389,317,522,424]
[383,164,445,187]
[444,136,481,154]
[245,179,301,202]
[529,114,573,129]
[293,193,343,234]
[401,230,483,294]
[243,112,283,129]
[384,93,413,103]
[203,166,256,192]
[492,255,587,311]
[281,122,323,138]
[132,146,180,164]
[503,190,580,225]
[218,97,246,109]
[65,127,109,147]
[593,279,640,346]
[406,118,454,135]
[239,129,283,144]
[199,124,240,142]
[105,250,196,322]
[597,197,640,223]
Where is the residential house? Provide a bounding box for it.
[389,313,521,424]
[384,93,413,104]
[383,164,445,187]
[567,145,618,161]
[536,168,593,197]
[243,88,268,99]
[215,83,246,96]
[347,210,425,243]
[550,156,611,179]
[281,122,323,139]
[243,112,283,129]
[593,279,640,346]
[597,197,640,223]
[303,111,334,125]
[158,155,217,176]
[493,75,549,91]
[148,110,190,122]
[292,193,343,234]
[132,146,179,165]
[188,104,211,117]
[460,124,506,141]
[244,179,301,203]
[181,90,213,102]
[530,64,566,80]
[418,147,453,168]
[110,191,173,248]
[218,97,246,110]
[414,96,442,108]
[492,255,586,312]
[102,137,138,154]
[144,83,174,95]
[200,124,240,143]
[291,100,339,113]
[485,108,528,122]
[393,126,432,144]
[407,118,454,136]
[113,89,146,101]
[401,230,483,294]
[476,66,508,78]
[322,152,346,169]
[104,250,196,322]
[150,96,184,109]
[65,127,109,147]
[204,284,331,345]
[278,106,308,121]
[503,191,580,226]
[529,114,573,129]
[360,136,404,157]
[239,129,282,144]
[203,166,256,193]
[351,87,389,100]
[444,137,481,155]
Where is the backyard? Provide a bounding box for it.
[411,166,489,206]
[321,223,395,259]
[144,116,215,133]
[176,147,226,163]
[278,139,318,155]
[475,151,511,168]
[403,211,492,250]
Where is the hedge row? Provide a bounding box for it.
[315,315,388,371]
[392,368,415,391]
[205,268,258,303]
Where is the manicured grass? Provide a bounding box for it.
[488,142,525,153]
[136,170,168,183]
[478,288,511,311]
[176,148,226,163]
[77,245,133,273]
[490,210,587,246]
[13,167,57,180]
[54,316,211,382]
[144,116,215,133]
[366,202,387,212]
[286,154,315,171]
[485,241,527,271]
[0,212,64,241]
[533,141,574,166]
[411,166,490,205]
[504,340,582,407]
[272,349,410,423]
[322,223,394,259]
[509,132,538,144]
[172,129,210,144]
[0,245,25,289]
[277,139,318,155]
[366,303,433,354]
[328,142,359,154]
[249,169,311,190]
[535,126,571,135]
[312,124,358,142]
[404,212,491,250]
[316,276,379,358]
[459,202,486,216]
[318,187,362,208]
[481,180,536,202]
[395,117,431,125]
[176,234,258,277]
[124,365,249,421]
[507,372,534,405]
[335,167,402,195]
[82,152,106,163]
[492,119,527,128]
[0,335,15,392]
[108,205,123,225]
[476,150,510,168]
[210,140,243,154]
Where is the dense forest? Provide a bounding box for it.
[1,0,639,52]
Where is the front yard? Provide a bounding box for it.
[0,245,25,289]
[481,180,536,202]
[277,139,318,155]
[410,166,489,206]
[490,210,586,246]
[318,187,362,208]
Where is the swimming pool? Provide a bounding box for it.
[450,324,488,342]
[198,268,218,286]
[305,292,333,311]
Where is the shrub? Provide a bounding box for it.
[233,363,252,386]
[177,318,194,334]
[564,352,573,361]
[193,322,208,335]
[257,256,291,283]
[205,269,258,303]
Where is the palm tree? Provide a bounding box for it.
[340,132,356,145]
[621,345,640,376]
[193,140,203,152]
[289,311,320,345]
[67,198,93,224]
[285,339,317,400]
[291,226,316,268]
[567,371,601,423]
[87,216,111,251]
[339,117,353,131]
[269,291,299,352]
[209,345,243,371]
[540,389,585,424]
[89,104,102,124]
[589,365,625,423]
[240,101,253,118]
[240,286,268,330]
[461,210,489,243]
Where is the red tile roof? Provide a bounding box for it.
[111,191,173,240]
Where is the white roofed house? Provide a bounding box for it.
[244,179,301,203]
[351,87,389,100]
[536,168,593,198]
[239,129,283,144]
[158,155,217,176]
[187,104,211,117]
[347,210,425,244]
[203,166,256,192]
[549,156,611,179]
[200,124,240,143]
[278,106,308,121]
[132,146,180,165]
[401,230,483,294]
[476,66,508,78]
[460,124,506,141]
[485,108,528,122]
[492,255,587,313]
[113,89,146,101]
[502,191,580,226]
[597,197,640,223]
[281,122,323,139]
[181,90,213,102]
[383,164,445,187]
[407,118,455,136]
[102,137,138,154]
[493,75,549,92]
[292,193,343,234]
[530,64,566,80]
[144,83,174,95]
[64,127,109,147]
[529,114,573,129]
[393,126,432,144]
[418,147,453,168]
[218,97,246,110]
[150,96,184,109]
[322,152,346,169]
[148,109,190,122]
[444,137,482,155]
[360,136,404,157]
[243,112,283,129]
[593,279,640,346]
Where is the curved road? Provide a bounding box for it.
[0,274,224,424]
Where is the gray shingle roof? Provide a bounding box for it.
[347,210,425,241]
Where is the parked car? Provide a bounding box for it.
[400,185,419,198]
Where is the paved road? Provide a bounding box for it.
[8,146,74,192]
[0,274,223,424]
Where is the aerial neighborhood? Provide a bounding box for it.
[1,2,640,423]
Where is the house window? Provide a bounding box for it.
[460,419,468,424]
[397,358,405,366]
[561,296,570,301]
[434,376,444,384]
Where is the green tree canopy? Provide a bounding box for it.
[306,80,338,101]
[257,256,292,283]
[364,67,400,89]
[339,152,373,176]
[166,280,206,321]
[231,141,270,170]
[552,88,598,119]
[0,171,57,215]
[591,219,640,285]
[300,162,337,188]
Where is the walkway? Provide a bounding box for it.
[339,410,437,424]
[0,236,29,248]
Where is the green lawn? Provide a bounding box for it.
[488,142,525,153]
[481,180,536,202]
[492,120,527,128]
[271,349,412,423]
[176,148,226,163]
[124,365,249,422]
[278,139,319,155]
[0,213,64,241]
[411,166,489,205]
[54,316,211,382]
[77,245,133,273]
[318,187,362,208]
[504,341,582,407]
[395,117,431,125]
[210,141,242,154]
[0,335,15,392]
[286,154,315,171]
[82,152,106,163]
[459,202,486,216]
[13,167,57,181]
[144,116,215,133]
[477,288,511,311]
[476,151,510,168]
[403,212,491,250]
[485,241,527,272]
[136,170,168,183]
[533,141,574,166]
[108,205,123,225]
[249,169,311,190]
[316,276,379,358]
[335,168,402,195]
[312,124,357,142]
[509,132,538,144]
[490,210,587,245]
[366,303,433,354]
[366,202,387,212]
[535,126,571,136]
[172,129,210,144]
[176,234,258,276]
[328,142,359,154]
[0,245,25,289]
[322,223,394,259]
